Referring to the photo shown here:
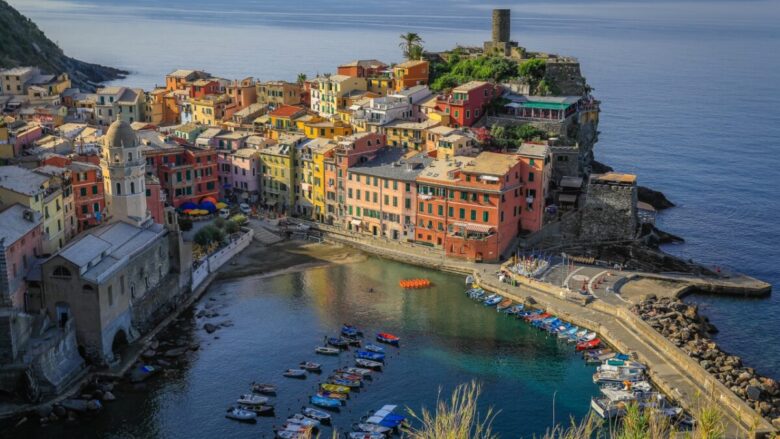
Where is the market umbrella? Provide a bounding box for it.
[201,196,218,205]
[199,201,217,213]
[216,202,228,209]
[183,209,193,215]
[180,201,198,210]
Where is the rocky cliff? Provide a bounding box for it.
[0,0,126,91]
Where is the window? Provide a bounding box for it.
[448,207,453,217]
[80,188,87,196]
[108,286,114,307]
[459,208,465,219]
[405,199,411,209]
[419,202,424,212]
[427,203,432,214]
[115,183,121,195]
[528,172,535,182]
[405,183,411,192]
[460,191,467,200]
[438,205,443,216]
[483,194,489,203]
[81,205,88,214]
[92,185,98,194]
[483,211,489,222]
[52,266,72,278]
[130,182,135,194]
[471,210,477,221]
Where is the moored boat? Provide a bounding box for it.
[593,363,645,384]
[283,369,307,379]
[576,338,602,351]
[250,382,277,395]
[348,433,385,439]
[353,422,392,434]
[356,350,385,362]
[364,343,384,353]
[376,332,400,346]
[327,337,349,349]
[287,413,320,428]
[341,324,363,337]
[317,390,348,401]
[303,407,332,423]
[483,295,503,306]
[320,383,351,394]
[496,298,513,311]
[328,377,361,388]
[237,393,269,405]
[225,407,257,423]
[310,394,342,411]
[238,404,274,416]
[315,346,340,355]
[355,358,383,370]
[299,361,322,372]
[339,367,373,377]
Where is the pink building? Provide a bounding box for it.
[218,148,260,202]
[145,174,166,224]
[325,132,386,223]
[0,204,43,309]
[10,123,43,157]
[345,149,432,240]
[516,142,552,233]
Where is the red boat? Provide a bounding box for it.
[525,312,550,322]
[576,338,602,351]
[376,332,400,346]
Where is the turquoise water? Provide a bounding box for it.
[16,257,600,438]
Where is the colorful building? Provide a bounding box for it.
[383,119,439,151]
[268,105,307,134]
[345,149,431,240]
[303,119,354,139]
[191,94,230,126]
[165,69,210,92]
[218,148,261,202]
[0,204,43,309]
[337,60,388,78]
[435,81,498,128]
[259,134,307,212]
[94,87,145,126]
[257,81,302,107]
[300,138,336,222]
[516,142,552,233]
[414,152,525,262]
[311,75,367,117]
[392,60,429,91]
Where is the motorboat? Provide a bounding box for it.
[320,383,351,394]
[302,407,332,423]
[250,382,277,395]
[362,404,408,431]
[339,367,373,377]
[353,423,392,434]
[327,337,349,349]
[576,338,602,351]
[317,391,348,401]
[355,358,383,370]
[593,363,645,384]
[483,295,503,306]
[275,431,306,439]
[341,324,363,337]
[578,332,598,342]
[348,433,385,439]
[225,407,257,423]
[299,361,322,372]
[506,304,525,315]
[364,343,384,353]
[328,377,361,388]
[332,372,363,381]
[356,350,385,362]
[283,369,307,379]
[238,404,274,416]
[310,394,342,410]
[496,298,513,311]
[287,413,320,429]
[344,336,362,347]
[315,346,341,355]
[376,333,400,346]
[237,394,269,405]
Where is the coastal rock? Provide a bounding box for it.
[747,385,762,401]
[86,400,102,411]
[61,399,88,413]
[141,349,156,359]
[638,185,675,210]
[35,404,53,418]
[102,391,116,401]
[203,323,218,334]
[53,405,66,417]
[164,347,189,358]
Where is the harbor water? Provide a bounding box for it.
[15,256,599,438]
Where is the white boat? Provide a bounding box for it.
[355,358,382,369]
[341,367,372,376]
[275,432,306,439]
[579,332,597,342]
[593,364,645,385]
[348,433,385,439]
[283,369,307,378]
[225,407,257,423]
[287,413,320,428]
[237,394,268,405]
[354,422,391,434]
[315,346,341,355]
[303,407,332,423]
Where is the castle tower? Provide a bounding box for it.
[492,9,511,43]
[100,119,150,227]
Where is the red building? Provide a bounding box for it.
[414,152,524,262]
[144,145,219,208]
[189,78,220,99]
[41,154,105,231]
[145,174,166,224]
[337,59,388,78]
[324,132,386,222]
[516,142,552,233]
[435,81,498,127]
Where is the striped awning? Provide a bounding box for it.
[452,222,494,233]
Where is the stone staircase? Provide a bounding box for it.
[246,220,284,245]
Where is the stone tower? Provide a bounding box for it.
[100,119,150,227]
[492,9,511,43]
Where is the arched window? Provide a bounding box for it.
[128,152,133,162]
[116,182,121,195]
[52,266,72,278]
[130,182,135,194]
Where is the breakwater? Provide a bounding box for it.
[303,223,776,437]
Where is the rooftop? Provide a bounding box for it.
[167,69,196,78]
[395,60,427,69]
[349,149,432,182]
[454,81,490,92]
[0,67,37,76]
[462,152,520,176]
[382,119,439,130]
[339,59,387,69]
[517,142,550,159]
[592,173,637,185]
[0,204,42,245]
[418,158,461,183]
[270,105,306,118]
[56,221,166,283]
[0,166,49,196]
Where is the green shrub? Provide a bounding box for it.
[178,217,193,231]
[230,214,248,225]
[224,220,240,234]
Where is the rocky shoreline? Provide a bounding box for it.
[632,296,780,428]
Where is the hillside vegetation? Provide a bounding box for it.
[0,0,126,91]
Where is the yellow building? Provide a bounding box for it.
[303,119,354,139]
[259,134,306,212]
[191,94,230,125]
[311,75,367,117]
[436,132,477,160]
[383,119,440,151]
[0,166,66,253]
[298,138,336,221]
[0,120,10,159]
[366,77,394,96]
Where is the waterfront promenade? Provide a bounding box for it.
[285,218,776,437]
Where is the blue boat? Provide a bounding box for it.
[341,325,362,337]
[376,333,400,346]
[327,337,349,349]
[483,295,502,306]
[505,304,525,315]
[364,343,385,353]
[356,350,385,361]
[311,395,342,410]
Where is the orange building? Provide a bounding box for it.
[393,60,429,91]
[337,59,388,78]
[414,152,525,262]
[165,69,210,92]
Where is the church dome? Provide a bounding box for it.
[104,119,137,148]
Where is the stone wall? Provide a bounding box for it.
[579,181,638,242]
[544,60,587,96]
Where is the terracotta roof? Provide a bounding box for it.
[270,105,305,118]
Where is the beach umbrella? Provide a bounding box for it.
[183,209,193,215]
[180,201,198,210]
[216,202,228,209]
[201,196,218,205]
[199,201,217,213]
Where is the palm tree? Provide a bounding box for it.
[399,32,424,59]
[296,73,307,85]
